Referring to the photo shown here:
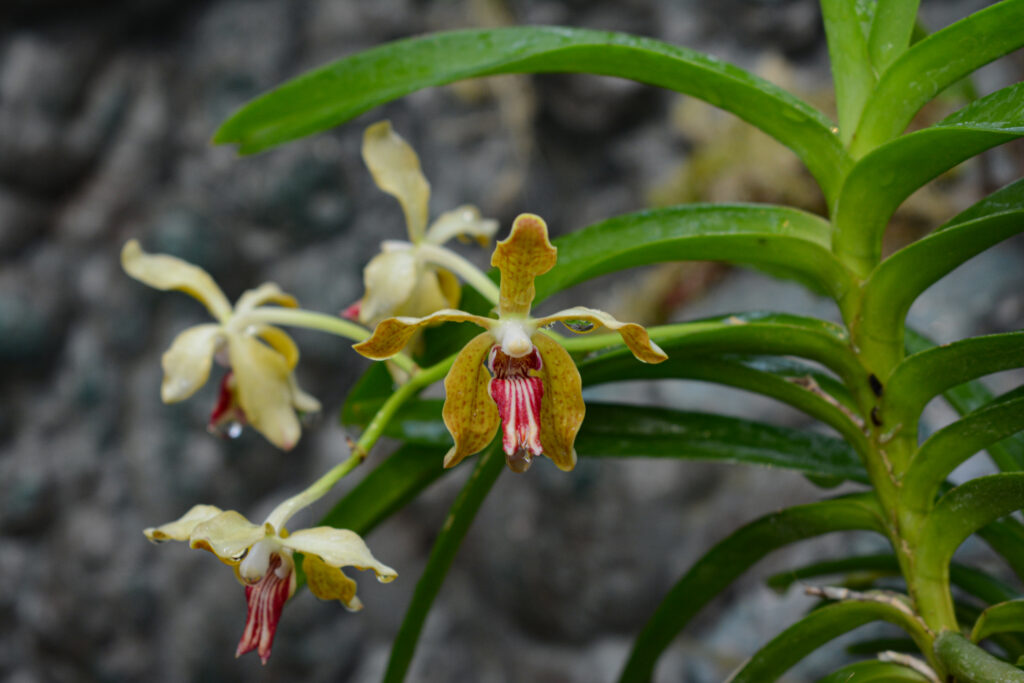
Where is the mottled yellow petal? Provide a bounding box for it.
[143,504,224,543]
[442,332,500,469]
[282,527,397,583]
[359,250,419,325]
[160,323,223,402]
[362,121,430,242]
[353,309,494,360]
[491,213,557,317]
[227,333,301,450]
[425,205,499,246]
[532,333,583,471]
[256,325,300,371]
[535,306,668,364]
[189,510,269,564]
[303,554,363,611]
[234,282,299,314]
[121,240,232,322]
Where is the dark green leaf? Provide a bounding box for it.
[933,631,1024,682]
[845,637,918,655]
[384,442,503,683]
[822,0,875,142]
[972,600,1024,644]
[853,0,1024,155]
[340,361,395,428]
[978,519,1024,583]
[532,204,852,304]
[618,495,884,682]
[817,660,932,682]
[940,178,1024,230]
[215,27,849,201]
[835,82,1024,274]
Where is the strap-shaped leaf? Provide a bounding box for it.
[933,631,1024,683]
[215,27,849,201]
[885,331,1024,431]
[978,520,1024,583]
[852,0,1024,156]
[903,388,1024,514]
[822,0,875,143]
[729,598,931,682]
[939,178,1024,231]
[384,441,503,683]
[867,0,921,71]
[532,204,852,304]
[835,82,1024,275]
[817,660,932,682]
[618,495,884,682]
[973,600,1024,644]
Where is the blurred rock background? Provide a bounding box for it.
[1,0,1022,681]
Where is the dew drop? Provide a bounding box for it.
[563,319,595,333]
[506,448,533,473]
[212,420,244,440]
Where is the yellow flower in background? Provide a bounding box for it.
[342,121,499,327]
[144,504,396,664]
[354,213,667,473]
[121,240,320,450]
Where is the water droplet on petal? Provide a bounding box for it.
[506,448,533,473]
[563,319,595,333]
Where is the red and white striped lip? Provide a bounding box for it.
[487,345,544,473]
[235,552,295,665]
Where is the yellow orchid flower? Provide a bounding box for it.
[144,503,396,664]
[354,213,668,473]
[342,121,500,326]
[121,240,321,450]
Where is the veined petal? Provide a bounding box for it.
[535,306,668,364]
[160,323,223,402]
[533,333,584,472]
[487,346,544,473]
[425,205,499,246]
[353,309,494,360]
[256,325,300,371]
[234,282,298,315]
[359,250,419,325]
[302,554,362,611]
[143,504,224,543]
[121,240,232,322]
[491,213,557,317]
[226,333,301,450]
[236,553,295,664]
[189,510,269,564]
[362,121,430,242]
[442,332,500,469]
[282,527,397,582]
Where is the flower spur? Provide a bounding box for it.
[354,213,667,473]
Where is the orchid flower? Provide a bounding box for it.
[343,121,500,326]
[144,503,396,664]
[122,240,321,450]
[354,213,667,473]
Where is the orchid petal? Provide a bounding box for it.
[143,504,224,543]
[189,510,269,564]
[436,267,462,310]
[535,306,668,364]
[358,250,419,325]
[121,240,232,322]
[289,375,322,415]
[235,282,298,314]
[282,527,397,582]
[160,323,223,403]
[226,333,301,450]
[425,205,499,246]
[256,325,300,371]
[442,332,501,469]
[302,554,363,611]
[533,333,584,471]
[362,121,430,242]
[398,268,457,319]
[353,309,494,360]
[491,213,557,317]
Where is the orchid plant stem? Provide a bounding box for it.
[240,307,419,375]
[265,353,456,531]
[415,242,501,306]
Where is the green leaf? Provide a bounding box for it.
[384,441,503,683]
[729,598,930,683]
[835,82,1024,274]
[822,0,875,143]
[973,600,1024,644]
[214,27,849,202]
[903,387,1024,514]
[905,328,1024,473]
[816,660,932,682]
[885,331,1024,432]
[845,637,918,655]
[852,0,1024,156]
[618,495,884,682]
[867,0,921,71]
[978,519,1024,583]
[532,204,853,304]
[939,178,1024,230]
[340,361,395,429]
[933,631,1024,682]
